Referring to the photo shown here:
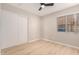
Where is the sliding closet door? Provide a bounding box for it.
[17,15,28,44]
[1,10,18,48]
[1,9,28,49]
[29,15,40,41]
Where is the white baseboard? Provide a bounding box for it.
[28,38,40,43]
[43,38,79,49]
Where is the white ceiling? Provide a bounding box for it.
[9,3,78,16]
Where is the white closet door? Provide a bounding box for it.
[29,15,40,41]
[1,10,28,49]
[1,10,18,48]
[17,15,28,44]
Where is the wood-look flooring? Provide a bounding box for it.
[1,40,79,55]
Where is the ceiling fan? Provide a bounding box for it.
[39,3,54,11]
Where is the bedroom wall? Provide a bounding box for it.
[42,5,79,47]
[1,4,40,49]
[0,4,2,53]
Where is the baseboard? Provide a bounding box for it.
[43,38,79,50]
[28,39,40,43]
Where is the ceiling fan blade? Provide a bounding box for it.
[40,3,45,5]
[45,3,54,6]
[39,7,42,11]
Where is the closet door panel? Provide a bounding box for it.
[29,15,40,41]
[1,10,28,49]
[17,15,28,44]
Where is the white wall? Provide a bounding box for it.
[1,4,40,49]
[42,5,79,47]
[0,4,2,53]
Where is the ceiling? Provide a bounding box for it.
[9,3,78,16]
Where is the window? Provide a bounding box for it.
[67,14,75,32]
[57,13,79,32]
[76,13,79,32]
[57,16,66,32]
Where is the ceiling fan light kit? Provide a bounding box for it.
[41,5,45,8]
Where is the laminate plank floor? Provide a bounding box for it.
[1,40,79,55]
